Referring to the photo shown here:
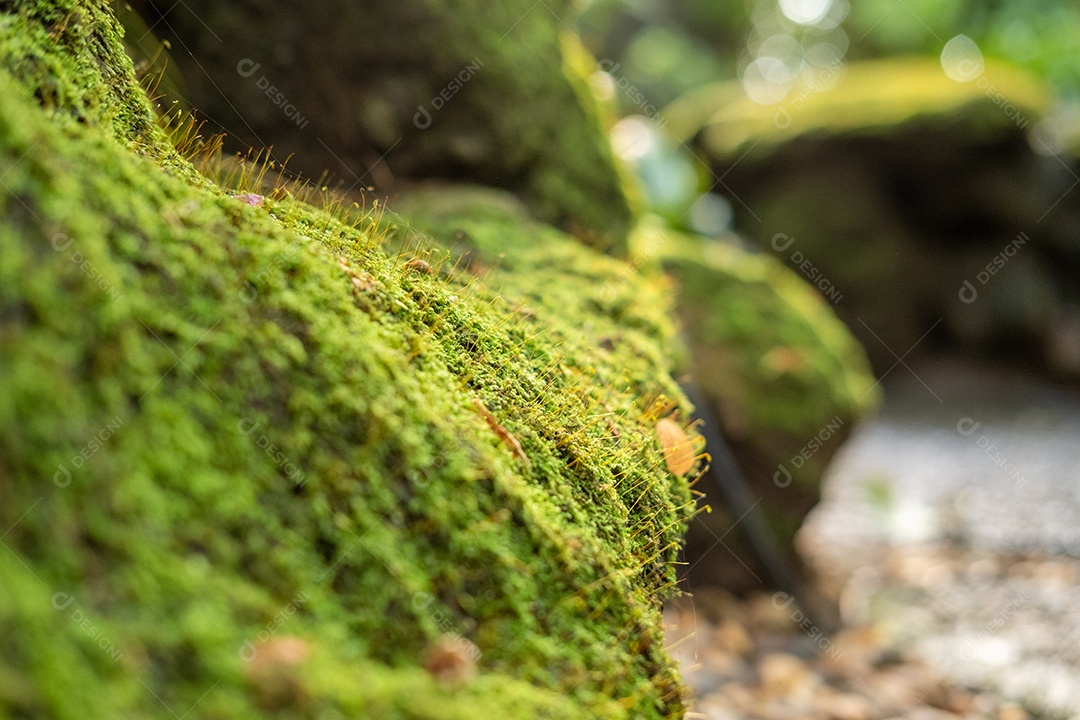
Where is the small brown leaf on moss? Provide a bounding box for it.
[763,346,805,375]
[606,417,622,440]
[656,417,694,476]
[405,258,434,275]
[337,255,377,292]
[423,635,479,685]
[243,636,311,709]
[473,398,532,469]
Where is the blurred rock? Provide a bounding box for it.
[717,619,754,657]
[817,691,873,720]
[669,58,1080,380]
[997,703,1028,720]
[758,653,818,700]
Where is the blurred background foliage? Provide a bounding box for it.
[576,0,1080,231]
[576,0,1080,383]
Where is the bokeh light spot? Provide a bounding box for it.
[779,0,834,26]
[940,34,985,82]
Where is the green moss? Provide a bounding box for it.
[0,0,154,147]
[0,3,693,718]
[665,58,1049,157]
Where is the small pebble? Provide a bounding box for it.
[405,258,434,275]
[997,703,1028,720]
[818,691,872,720]
[422,635,479,685]
[757,653,816,699]
[716,619,753,657]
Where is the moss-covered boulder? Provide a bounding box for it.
[666,59,1080,377]
[125,0,638,252]
[0,2,696,718]
[666,58,1048,157]
[388,190,880,590]
[629,223,878,589]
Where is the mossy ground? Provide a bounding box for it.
[0,2,696,718]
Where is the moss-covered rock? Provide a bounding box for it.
[388,189,880,590]
[665,58,1049,157]
[0,2,695,718]
[126,0,639,252]
[666,58,1080,377]
[630,222,879,588]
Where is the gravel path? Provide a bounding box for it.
[668,359,1080,719]
[665,587,1031,720]
[804,360,1080,560]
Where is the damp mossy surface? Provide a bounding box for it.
[0,2,695,718]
